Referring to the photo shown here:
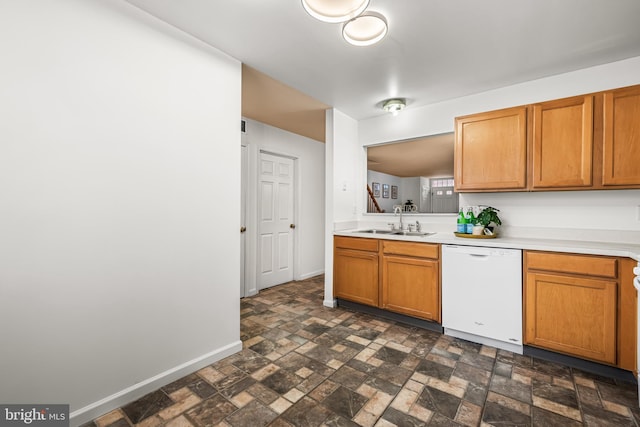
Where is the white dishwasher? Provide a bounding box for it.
[442,244,523,354]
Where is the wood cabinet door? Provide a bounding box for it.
[381,255,440,322]
[334,248,379,306]
[531,95,594,189]
[524,272,617,364]
[455,106,527,191]
[619,258,638,372]
[602,85,640,186]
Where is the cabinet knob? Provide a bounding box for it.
[240,226,246,233]
[290,224,296,229]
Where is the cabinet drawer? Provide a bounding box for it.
[525,251,617,279]
[382,241,439,259]
[334,236,378,252]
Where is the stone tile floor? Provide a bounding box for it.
[86,275,640,426]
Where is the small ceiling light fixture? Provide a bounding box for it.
[382,98,406,116]
[342,12,388,46]
[301,0,370,23]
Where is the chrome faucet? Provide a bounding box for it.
[393,206,404,230]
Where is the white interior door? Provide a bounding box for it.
[258,151,295,289]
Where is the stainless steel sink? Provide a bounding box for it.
[392,231,436,237]
[353,229,394,234]
[351,229,435,236]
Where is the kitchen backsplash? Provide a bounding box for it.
[344,189,640,244]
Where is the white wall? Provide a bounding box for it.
[359,56,640,145]
[365,172,422,213]
[0,0,241,424]
[325,109,360,306]
[242,118,325,291]
[357,56,640,239]
[332,112,363,224]
[400,177,421,208]
[460,190,640,242]
[367,170,402,213]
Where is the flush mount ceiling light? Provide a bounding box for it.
[301,0,370,23]
[342,12,388,46]
[382,98,406,115]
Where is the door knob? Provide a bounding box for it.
[290,224,296,229]
[240,226,246,233]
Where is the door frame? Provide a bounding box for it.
[241,140,301,297]
[240,141,249,298]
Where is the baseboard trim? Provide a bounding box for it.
[337,299,443,334]
[70,340,243,426]
[323,298,337,308]
[298,270,325,281]
[523,345,637,384]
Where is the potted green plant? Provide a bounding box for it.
[475,206,502,234]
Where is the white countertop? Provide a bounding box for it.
[334,229,640,261]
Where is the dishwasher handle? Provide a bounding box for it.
[443,244,521,258]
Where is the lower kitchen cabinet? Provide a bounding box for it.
[333,237,379,306]
[381,241,440,322]
[524,251,636,370]
[525,270,617,364]
[333,237,441,323]
[333,237,637,372]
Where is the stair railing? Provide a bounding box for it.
[366,185,384,213]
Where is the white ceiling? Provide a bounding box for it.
[125,0,640,121]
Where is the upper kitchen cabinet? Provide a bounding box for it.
[454,106,528,192]
[602,85,640,187]
[454,84,640,192]
[531,95,594,189]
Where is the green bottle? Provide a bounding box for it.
[465,208,475,233]
[456,208,466,233]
